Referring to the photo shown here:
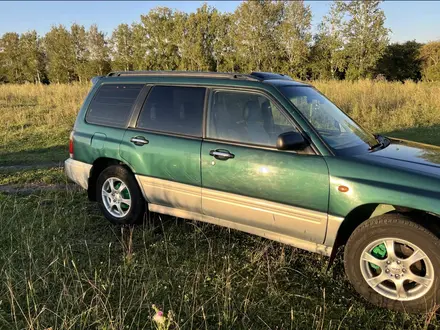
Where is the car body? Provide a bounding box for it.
[65,71,440,312]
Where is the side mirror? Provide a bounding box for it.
[276,131,307,151]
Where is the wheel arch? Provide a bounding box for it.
[87,157,135,201]
[327,203,440,267]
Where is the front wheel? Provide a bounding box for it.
[96,165,146,225]
[344,214,440,313]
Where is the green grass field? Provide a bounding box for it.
[1,81,440,329]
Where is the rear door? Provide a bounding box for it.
[120,85,206,214]
[74,83,145,164]
[201,88,330,243]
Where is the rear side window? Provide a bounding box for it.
[86,84,144,127]
[137,86,205,137]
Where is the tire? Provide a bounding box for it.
[344,213,440,313]
[96,165,146,225]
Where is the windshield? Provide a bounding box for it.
[280,86,378,155]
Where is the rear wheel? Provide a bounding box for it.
[344,214,440,313]
[96,165,146,225]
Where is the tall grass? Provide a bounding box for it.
[0,83,89,164]
[0,80,439,137]
[0,79,439,163]
[0,190,438,329]
[1,81,440,328]
[314,80,440,132]
[0,83,87,128]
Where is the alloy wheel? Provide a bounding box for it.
[101,177,132,218]
[360,238,434,301]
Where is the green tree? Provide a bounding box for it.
[178,4,218,71]
[0,51,6,83]
[212,13,236,72]
[232,1,283,72]
[419,41,440,82]
[19,31,46,83]
[71,23,89,82]
[0,32,22,83]
[87,24,110,77]
[309,1,346,80]
[131,22,148,70]
[110,24,134,71]
[140,7,180,70]
[44,25,75,83]
[342,0,390,80]
[375,41,422,81]
[277,0,312,79]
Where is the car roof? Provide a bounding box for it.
[93,71,311,88]
[263,79,311,87]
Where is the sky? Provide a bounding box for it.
[0,1,439,44]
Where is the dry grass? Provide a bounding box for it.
[0,83,87,127]
[0,83,89,164]
[314,80,440,133]
[1,190,439,329]
[1,81,440,328]
[1,80,440,162]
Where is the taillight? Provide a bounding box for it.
[69,131,74,158]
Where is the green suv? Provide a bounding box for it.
[66,71,440,313]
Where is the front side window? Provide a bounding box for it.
[137,86,205,137]
[86,84,144,127]
[207,90,297,147]
[280,85,378,155]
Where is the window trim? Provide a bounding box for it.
[84,82,146,129]
[131,84,207,138]
[128,85,152,128]
[205,87,319,155]
[123,126,203,141]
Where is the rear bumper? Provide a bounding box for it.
[64,158,92,190]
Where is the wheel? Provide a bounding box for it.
[344,213,440,313]
[96,165,146,225]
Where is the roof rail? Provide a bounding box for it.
[106,70,262,81]
[250,72,293,81]
[91,76,104,85]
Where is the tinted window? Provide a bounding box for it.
[207,90,297,147]
[137,86,205,137]
[86,84,143,127]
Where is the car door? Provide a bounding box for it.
[120,85,206,215]
[201,88,330,243]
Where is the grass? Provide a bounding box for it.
[314,80,440,134]
[383,125,440,146]
[0,190,439,329]
[0,83,88,165]
[1,81,440,166]
[1,81,440,329]
[0,167,65,185]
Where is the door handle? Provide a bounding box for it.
[209,149,235,160]
[130,136,149,146]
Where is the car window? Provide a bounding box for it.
[207,90,297,147]
[86,84,144,127]
[280,86,378,154]
[137,86,205,137]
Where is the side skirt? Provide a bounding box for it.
[149,203,332,256]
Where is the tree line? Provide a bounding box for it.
[0,0,439,84]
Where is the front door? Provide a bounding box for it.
[120,85,206,214]
[201,89,330,243]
